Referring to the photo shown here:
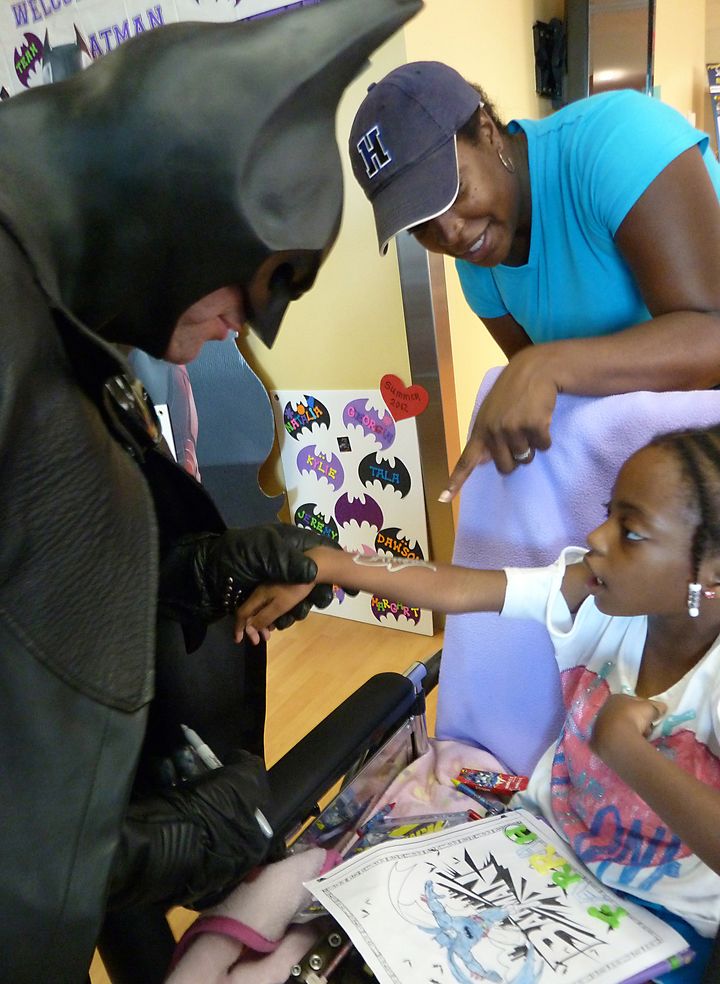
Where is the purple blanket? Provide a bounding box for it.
[436,370,720,775]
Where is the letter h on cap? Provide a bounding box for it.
[356,126,392,179]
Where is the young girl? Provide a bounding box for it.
[235,425,720,978]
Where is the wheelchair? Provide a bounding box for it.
[97,652,441,983]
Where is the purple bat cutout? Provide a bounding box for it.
[342,399,396,450]
[15,33,43,87]
[334,492,383,530]
[296,446,344,491]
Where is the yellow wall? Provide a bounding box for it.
[244,30,413,495]
[654,0,707,124]
[243,29,411,395]
[402,0,564,444]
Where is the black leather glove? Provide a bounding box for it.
[108,749,273,911]
[158,522,338,627]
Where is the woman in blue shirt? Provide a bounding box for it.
[349,61,720,487]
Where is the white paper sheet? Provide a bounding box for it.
[306,809,689,984]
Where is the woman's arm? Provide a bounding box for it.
[234,546,507,642]
[591,694,720,873]
[548,145,720,394]
[442,146,720,492]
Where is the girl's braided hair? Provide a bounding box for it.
[649,425,720,582]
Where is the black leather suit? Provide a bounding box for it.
[0,0,421,979]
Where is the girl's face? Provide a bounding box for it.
[409,128,522,267]
[585,446,703,618]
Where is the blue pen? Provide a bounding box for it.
[357,802,396,837]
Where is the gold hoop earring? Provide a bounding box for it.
[497,147,515,173]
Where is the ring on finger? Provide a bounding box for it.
[512,447,533,463]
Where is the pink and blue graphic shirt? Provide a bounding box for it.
[502,548,720,938]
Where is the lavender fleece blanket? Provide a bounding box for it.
[436,369,720,776]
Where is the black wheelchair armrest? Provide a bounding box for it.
[267,671,417,836]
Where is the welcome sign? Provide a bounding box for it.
[0,0,320,98]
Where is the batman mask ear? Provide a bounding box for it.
[32,0,423,356]
[243,250,323,349]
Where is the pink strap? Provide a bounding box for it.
[170,849,344,970]
[170,914,278,969]
[319,848,343,875]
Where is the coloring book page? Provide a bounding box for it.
[306,809,688,984]
[272,389,433,635]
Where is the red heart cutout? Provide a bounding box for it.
[380,374,429,421]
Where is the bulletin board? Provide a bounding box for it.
[272,383,434,636]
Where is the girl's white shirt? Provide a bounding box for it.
[503,547,720,938]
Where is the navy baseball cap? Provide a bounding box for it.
[349,61,481,253]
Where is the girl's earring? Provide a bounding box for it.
[497,147,515,173]
[687,582,702,617]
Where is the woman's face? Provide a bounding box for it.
[409,127,523,267]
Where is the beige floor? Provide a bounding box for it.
[90,612,443,983]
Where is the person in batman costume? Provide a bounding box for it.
[0,0,422,981]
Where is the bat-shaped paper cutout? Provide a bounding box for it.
[334,491,383,530]
[296,445,344,490]
[283,395,330,440]
[358,452,411,498]
[342,398,396,450]
[294,502,339,542]
[370,595,422,625]
[375,527,425,560]
[15,33,43,88]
